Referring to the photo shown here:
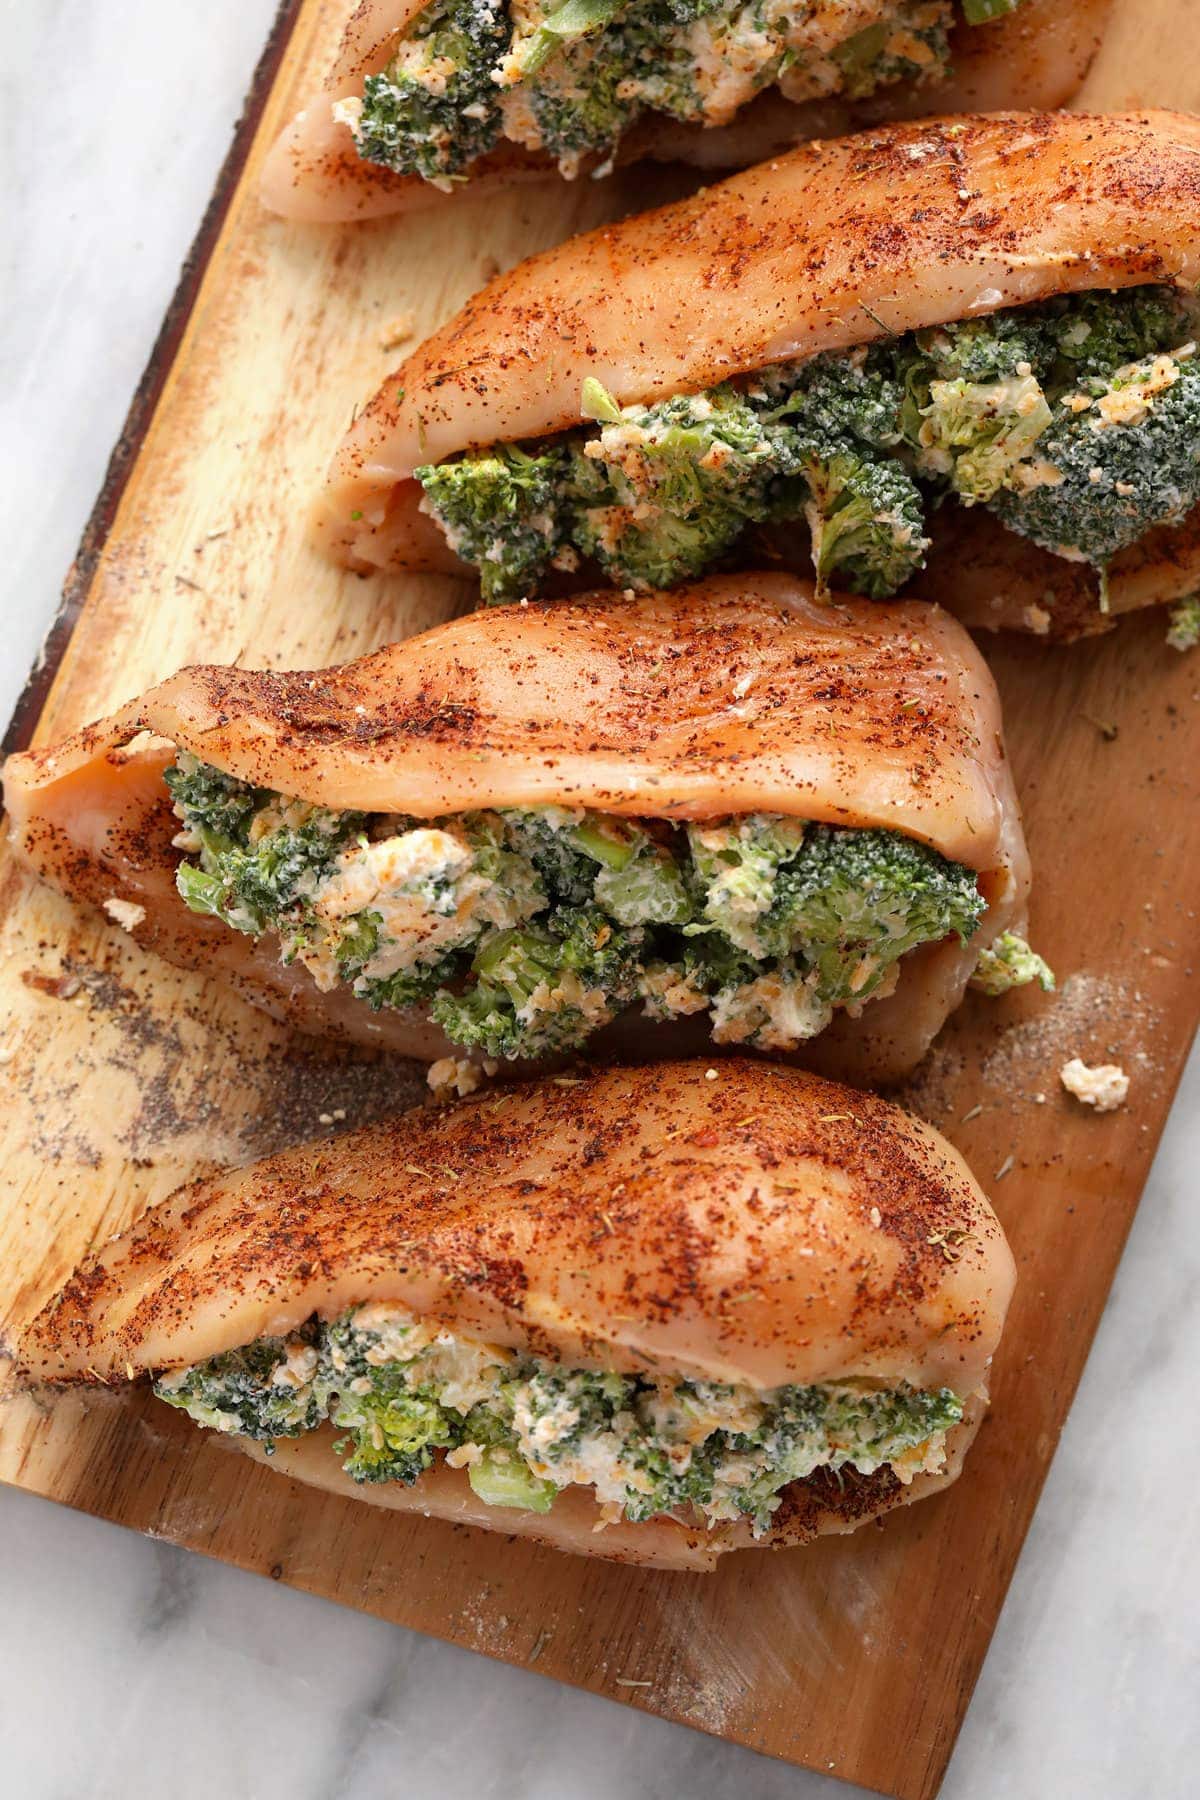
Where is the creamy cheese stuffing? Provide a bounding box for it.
[348,0,960,189]
[166,756,991,1065]
[157,1302,965,1533]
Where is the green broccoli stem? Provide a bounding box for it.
[960,0,1019,21]
[508,0,625,80]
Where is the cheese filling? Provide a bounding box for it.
[348,0,967,186]
[413,285,1200,608]
[166,756,994,1063]
[156,1302,966,1533]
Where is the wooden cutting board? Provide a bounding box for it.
[1,4,1196,1795]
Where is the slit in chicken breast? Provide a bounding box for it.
[260,0,1111,221]
[315,109,1200,637]
[3,578,1038,1084]
[8,1060,1016,1568]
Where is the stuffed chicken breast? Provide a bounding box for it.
[260,0,1110,221]
[9,1060,1016,1569]
[3,578,1041,1084]
[318,109,1200,639]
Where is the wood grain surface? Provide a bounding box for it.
[1,4,1196,1796]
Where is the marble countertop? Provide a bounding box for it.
[1,6,1197,1796]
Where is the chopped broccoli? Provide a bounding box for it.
[431,905,641,1058]
[523,32,638,162]
[467,1448,558,1511]
[1166,594,1200,651]
[417,287,1195,603]
[917,373,1053,503]
[330,1378,457,1483]
[415,443,569,603]
[729,1382,964,1525]
[990,350,1200,564]
[832,10,951,101]
[589,385,776,512]
[343,932,464,1012]
[317,1311,464,1484]
[496,808,599,905]
[168,754,360,936]
[501,0,623,82]
[572,384,774,589]
[1044,286,1193,380]
[799,440,929,598]
[760,348,908,451]
[164,752,261,849]
[343,0,1029,190]
[160,1301,967,1532]
[686,815,809,956]
[916,312,1052,385]
[169,761,988,1063]
[970,930,1056,995]
[354,0,507,184]
[498,806,681,919]
[765,825,985,1005]
[593,846,692,926]
[154,1331,322,1442]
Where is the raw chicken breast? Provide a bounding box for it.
[3,577,1031,1082]
[260,0,1111,223]
[10,1060,1013,1568]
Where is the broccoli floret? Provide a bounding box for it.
[222,810,359,930]
[317,1312,463,1484]
[499,805,669,911]
[706,965,835,1050]
[1166,594,1200,651]
[513,1366,629,1459]
[341,926,467,1011]
[524,35,638,162]
[917,311,1053,385]
[626,0,784,125]
[501,0,624,82]
[354,0,507,184]
[164,753,261,850]
[416,443,569,603]
[585,383,776,512]
[686,815,808,955]
[759,348,908,451]
[331,1376,458,1483]
[594,845,692,926]
[154,1330,322,1443]
[916,372,1053,503]
[467,1448,558,1510]
[831,9,951,101]
[970,930,1056,995]
[732,1382,964,1529]
[768,826,985,1004]
[571,383,775,587]
[574,496,744,590]
[990,350,1200,565]
[432,905,641,1057]
[918,285,1192,389]
[799,440,929,598]
[1045,286,1194,380]
[496,809,597,905]
[169,757,360,935]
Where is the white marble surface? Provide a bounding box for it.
[1,6,1198,1796]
